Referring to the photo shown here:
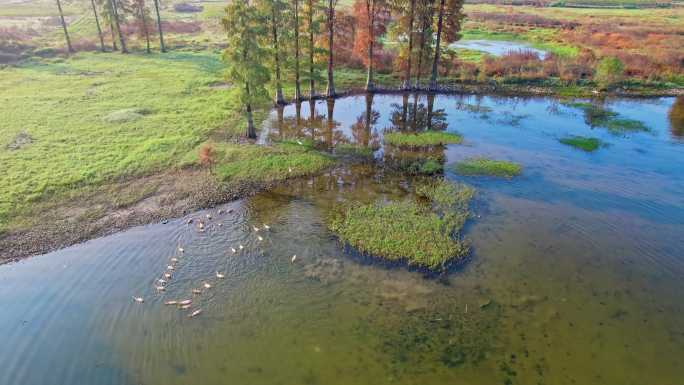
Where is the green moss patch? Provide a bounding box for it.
[559,136,603,152]
[384,131,463,147]
[564,102,650,133]
[453,158,522,178]
[329,180,474,270]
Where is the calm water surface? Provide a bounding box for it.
[450,39,549,58]
[2,94,684,385]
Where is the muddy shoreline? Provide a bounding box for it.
[0,169,283,264]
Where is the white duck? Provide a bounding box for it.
[132,296,144,303]
[216,272,225,279]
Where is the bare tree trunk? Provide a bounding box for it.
[426,93,434,130]
[307,0,315,100]
[308,99,316,138]
[110,0,128,53]
[414,17,427,89]
[245,82,256,139]
[91,0,105,52]
[365,0,375,91]
[325,0,335,98]
[430,0,445,90]
[294,0,302,101]
[403,0,415,90]
[56,0,73,53]
[152,0,165,52]
[139,1,151,54]
[110,20,118,51]
[271,6,284,105]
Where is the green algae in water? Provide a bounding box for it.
[329,180,473,270]
[453,158,522,178]
[384,131,463,147]
[564,102,650,133]
[559,136,604,152]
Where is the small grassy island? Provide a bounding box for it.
[559,136,604,152]
[328,180,474,270]
[384,131,463,148]
[453,158,522,178]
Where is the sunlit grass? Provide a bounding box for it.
[452,158,522,178]
[384,131,463,147]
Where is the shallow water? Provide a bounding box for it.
[2,94,684,385]
[449,39,548,58]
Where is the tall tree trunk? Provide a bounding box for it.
[307,0,315,99]
[411,93,418,130]
[152,0,165,52]
[245,82,256,139]
[294,0,302,101]
[56,0,73,53]
[309,99,316,138]
[403,0,415,90]
[109,20,118,51]
[276,105,284,139]
[325,0,335,98]
[430,0,445,90]
[139,1,151,54]
[110,0,127,53]
[91,0,105,52]
[271,6,284,105]
[414,16,428,89]
[365,0,375,91]
[295,101,302,128]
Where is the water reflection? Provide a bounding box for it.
[669,96,684,140]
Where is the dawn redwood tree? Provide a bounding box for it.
[293,0,302,101]
[353,0,388,91]
[133,0,151,53]
[222,1,271,139]
[152,0,165,52]
[325,0,337,98]
[109,0,128,53]
[55,0,73,53]
[303,0,322,99]
[429,0,464,89]
[388,0,416,89]
[257,0,287,105]
[413,0,434,89]
[90,0,106,51]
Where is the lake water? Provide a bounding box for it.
[1,94,683,385]
[450,39,549,58]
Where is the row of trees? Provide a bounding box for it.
[223,0,466,138]
[55,0,165,54]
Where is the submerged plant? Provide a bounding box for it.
[559,135,603,152]
[384,131,463,147]
[452,158,522,178]
[328,179,474,270]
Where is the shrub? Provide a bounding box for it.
[595,57,625,89]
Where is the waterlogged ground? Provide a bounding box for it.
[449,39,549,58]
[1,94,684,385]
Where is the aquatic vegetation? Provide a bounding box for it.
[334,143,375,159]
[384,131,463,147]
[564,102,650,133]
[559,136,603,152]
[453,158,522,178]
[329,180,473,270]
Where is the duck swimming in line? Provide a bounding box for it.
[253,226,260,232]
[132,296,144,303]
[216,272,225,279]
[180,304,192,310]
[178,247,184,253]
[155,286,165,292]
[170,257,179,263]
[231,247,237,253]
[164,272,172,279]
[157,279,167,284]
[239,245,244,250]
[263,224,270,230]
[165,300,178,305]
[178,299,192,306]
[167,265,175,271]
[291,255,297,263]
[203,282,212,289]
[257,236,263,241]
[189,309,202,318]
[192,289,202,295]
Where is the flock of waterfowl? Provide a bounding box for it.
[131,208,294,319]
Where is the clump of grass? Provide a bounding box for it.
[559,135,603,152]
[453,158,522,178]
[103,108,152,123]
[564,102,649,133]
[384,131,463,147]
[329,180,474,270]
